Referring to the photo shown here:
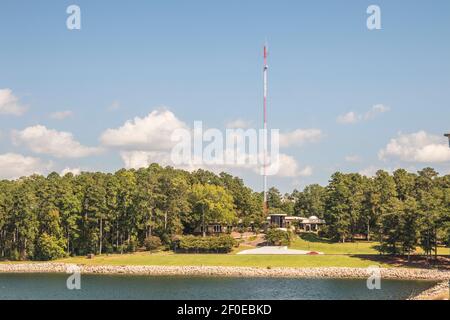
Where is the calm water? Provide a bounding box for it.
[0,274,436,300]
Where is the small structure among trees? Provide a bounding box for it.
[266,213,325,233]
[194,223,232,235]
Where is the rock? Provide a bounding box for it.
[409,281,449,300]
[1,263,449,282]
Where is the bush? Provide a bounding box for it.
[265,229,292,246]
[35,233,67,261]
[158,233,171,245]
[178,235,236,253]
[126,235,139,253]
[144,236,162,251]
[104,243,114,254]
[317,229,327,238]
[10,249,20,261]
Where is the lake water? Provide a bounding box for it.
[0,273,436,300]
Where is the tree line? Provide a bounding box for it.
[0,164,449,260]
[269,168,450,258]
[0,165,262,260]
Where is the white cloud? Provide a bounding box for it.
[279,129,323,148]
[359,166,380,177]
[109,109,313,178]
[364,104,390,120]
[100,109,188,150]
[60,167,82,176]
[107,100,121,111]
[226,119,253,129]
[298,165,313,177]
[13,125,101,158]
[266,154,313,178]
[121,150,239,174]
[337,111,359,124]
[121,149,310,178]
[345,155,362,163]
[250,153,309,177]
[379,131,450,163]
[0,153,51,179]
[50,110,73,120]
[359,165,419,177]
[0,89,27,116]
[337,104,390,124]
[121,151,178,170]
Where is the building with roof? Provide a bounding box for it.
[267,213,325,233]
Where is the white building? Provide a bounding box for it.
[267,214,325,232]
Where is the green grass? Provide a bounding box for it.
[2,233,447,269]
[0,260,42,265]
[289,234,379,254]
[57,251,390,268]
[289,233,450,255]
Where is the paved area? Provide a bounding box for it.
[237,246,323,255]
[231,233,266,247]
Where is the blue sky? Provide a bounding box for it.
[1,0,450,192]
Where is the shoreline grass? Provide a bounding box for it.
[1,235,447,269]
[54,252,392,268]
[289,234,450,255]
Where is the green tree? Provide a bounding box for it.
[10,177,39,260]
[378,198,403,254]
[416,168,442,260]
[189,184,236,237]
[370,170,398,243]
[324,173,365,242]
[265,229,292,246]
[115,169,137,252]
[133,167,158,243]
[219,172,262,226]
[36,233,67,261]
[80,173,108,255]
[267,187,283,210]
[393,169,417,201]
[58,173,82,255]
[294,184,326,218]
[399,197,419,260]
[154,169,191,241]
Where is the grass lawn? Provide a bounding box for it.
[289,233,450,255]
[289,235,379,254]
[2,233,447,269]
[57,251,391,268]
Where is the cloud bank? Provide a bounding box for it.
[0,153,51,179]
[337,104,390,124]
[0,89,26,116]
[13,125,101,158]
[379,131,450,163]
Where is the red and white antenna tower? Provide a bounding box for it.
[263,42,269,215]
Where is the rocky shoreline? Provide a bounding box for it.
[1,263,449,281]
[409,281,449,300]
